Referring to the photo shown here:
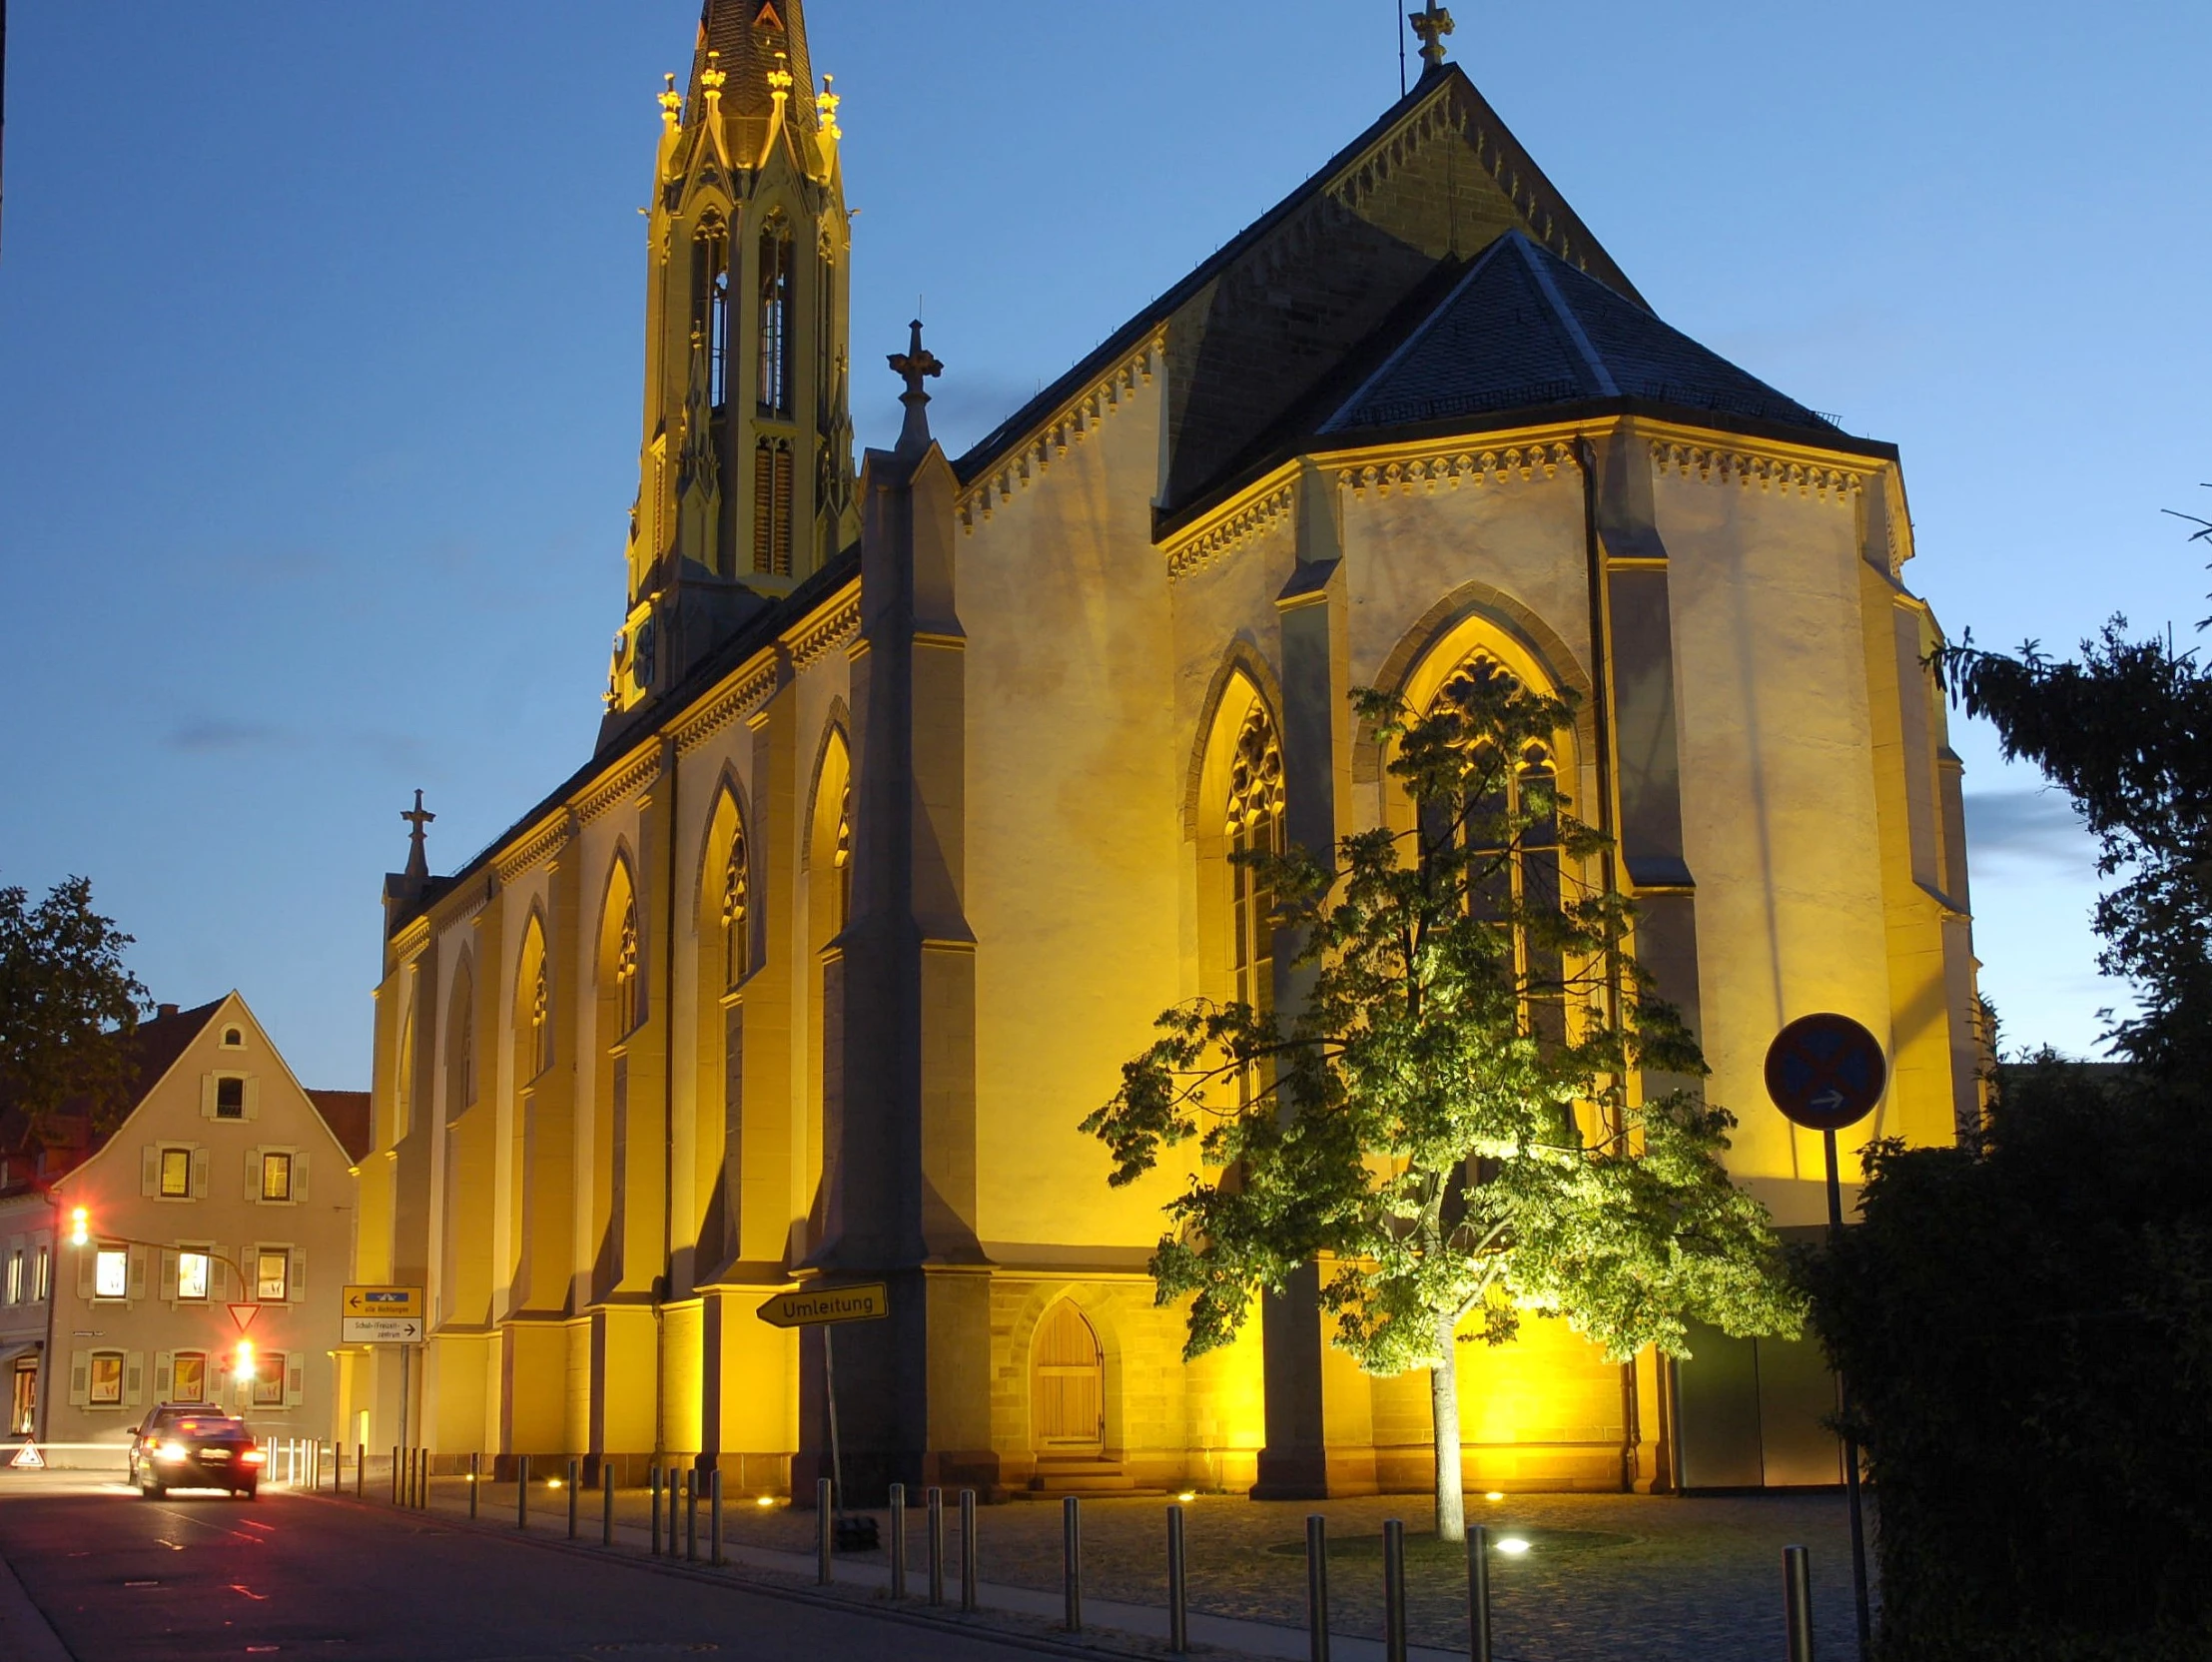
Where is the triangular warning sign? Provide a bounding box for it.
[10,1440,44,1468]
[229,1303,260,1334]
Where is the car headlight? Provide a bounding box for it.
[159,1441,189,1461]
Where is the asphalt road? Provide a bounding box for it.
[0,1471,1053,1662]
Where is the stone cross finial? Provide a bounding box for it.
[401,789,435,881]
[888,319,943,454]
[659,71,683,130]
[1409,0,1454,69]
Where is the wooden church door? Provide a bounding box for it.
[1031,1300,1106,1453]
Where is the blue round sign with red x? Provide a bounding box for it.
[1764,1013,1886,1132]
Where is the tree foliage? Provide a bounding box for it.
[0,876,149,1140]
[1085,670,1799,1535]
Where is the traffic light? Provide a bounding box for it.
[235,1339,257,1382]
[69,1207,89,1246]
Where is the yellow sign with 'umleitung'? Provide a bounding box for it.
[755,1282,889,1328]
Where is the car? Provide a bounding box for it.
[128,1402,266,1499]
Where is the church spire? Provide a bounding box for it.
[687,0,820,134]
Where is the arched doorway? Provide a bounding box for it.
[1031,1300,1106,1455]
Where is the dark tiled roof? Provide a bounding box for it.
[0,999,223,1190]
[1321,232,1837,437]
[308,1091,373,1164]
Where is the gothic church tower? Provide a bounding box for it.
[603,0,857,736]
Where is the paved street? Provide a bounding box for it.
[0,1470,1064,1662]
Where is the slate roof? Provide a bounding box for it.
[0,1000,223,1193]
[308,1091,374,1165]
[1321,232,1838,438]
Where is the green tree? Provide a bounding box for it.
[1085,670,1799,1541]
[0,876,150,1140]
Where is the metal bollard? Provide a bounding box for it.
[1785,1545,1815,1662]
[602,1463,615,1548]
[1166,1503,1189,1654]
[650,1467,663,1556]
[567,1458,581,1538]
[1383,1518,1407,1662]
[1306,1513,1330,1662]
[1063,1495,1083,1632]
[356,1443,365,1500]
[390,1445,400,1504]
[1468,1524,1492,1662]
[709,1469,723,1566]
[816,1476,834,1585]
[469,1451,480,1519]
[888,1483,907,1598]
[685,1468,698,1562]
[517,1454,530,1530]
[926,1486,945,1606]
[959,1489,978,1613]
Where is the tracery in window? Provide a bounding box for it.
[1225,703,1285,1020]
[615,899,641,1035]
[694,213,732,409]
[723,830,751,987]
[831,783,853,934]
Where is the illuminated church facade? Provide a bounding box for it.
[347,0,1980,1497]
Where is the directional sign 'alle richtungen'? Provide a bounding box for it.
[756,1282,889,1329]
[345,1285,422,1319]
[1764,1013,1887,1132]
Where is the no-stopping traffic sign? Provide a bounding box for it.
[1764,1013,1886,1132]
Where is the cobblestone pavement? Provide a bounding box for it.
[429,1472,1871,1662]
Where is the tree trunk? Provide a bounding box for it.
[1431,1306,1465,1542]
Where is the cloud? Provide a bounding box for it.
[1964,789,2093,871]
[165,719,289,754]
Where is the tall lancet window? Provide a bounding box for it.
[530,956,551,1076]
[757,215,794,417]
[832,783,853,934]
[695,214,732,410]
[753,438,793,575]
[615,899,641,1035]
[1226,704,1285,1022]
[723,830,751,988]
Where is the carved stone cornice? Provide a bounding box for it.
[1648,440,1865,502]
[787,591,861,671]
[957,332,1163,533]
[493,811,578,886]
[576,747,663,825]
[1337,440,1576,497]
[675,654,781,754]
[1164,480,1296,581]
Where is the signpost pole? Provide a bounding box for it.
[823,1324,845,1532]
[1827,1127,1873,1661]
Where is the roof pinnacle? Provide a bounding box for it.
[401,790,434,882]
[659,71,683,130]
[1409,0,1454,70]
[816,73,841,143]
[889,320,944,456]
[700,48,728,115]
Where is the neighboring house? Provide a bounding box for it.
[0,996,368,1462]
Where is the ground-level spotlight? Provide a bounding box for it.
[1484,1491,1505,1501]
[1175,1490,1197,1502]
[1495,1536,1532,1556]
[755,1495,777,1508]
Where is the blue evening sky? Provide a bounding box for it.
[3,2,2205,1087]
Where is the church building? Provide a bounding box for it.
[347,0,1980,1498]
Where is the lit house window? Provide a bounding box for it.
[5,1250,19,1303]
[159,1148,192,1198]
[252,1351,286,1408]
[256,1249,289,1302]
[173,1351,207,1402]
[34,1246,49,1300]
[216,1078,245,1120]
[89,1352,124,1406]
[261,1152,294,1203]
[94,1247,128,1300]
[178,1251,211,1302]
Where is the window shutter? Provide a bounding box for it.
[295,1151,310,1204]
[125,1352,145,1407]
[191,1147,209,1199]
[210,1247,229,1297]
[141,1146,160,1197]
[244,1077,262,1122]
[285,1356,306,1407]
[201,1074,217,1120]
[128,1246,148,1302]
[160,1250,179,1303]
[154,1352,174,1399]
[246,1148,262,1202]
[290,1248,308,1301]
[76,1246,95,1301]
[68,1349,89,1407]
[208,1361,228,1400]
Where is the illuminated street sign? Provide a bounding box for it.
[755,1282,889,1328]
[344,1285,423,1318]
[343,1316,424,1344]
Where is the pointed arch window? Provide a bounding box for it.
[529,953,552,1077]
[694,214,733,411]
[614,898,642,1036]
[1226,704,1285,1021]
[757,214,795,417]
[723,829,751,988]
